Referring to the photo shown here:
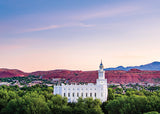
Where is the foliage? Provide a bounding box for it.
[144,111,159,114]
[0,85,159,114]
[72,97,103,114]
[107,88,115,100]
[0,75,52,86]
[103,95,160,114]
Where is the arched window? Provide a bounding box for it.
[64,93,66,97]
[73,93,74,97]
[81,93,83,97]
[86,93,88,97]
[77,93,79,97]
[95,93,96,97]
[90,93,92,97]
[68,93,70,97]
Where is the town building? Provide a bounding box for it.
[53,61,108,102]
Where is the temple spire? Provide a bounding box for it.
[99,60,104,69]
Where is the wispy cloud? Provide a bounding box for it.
[0,2,141,34]
[24,23,95,32]
[22,4,140,32]
[72,5,140,21]
[27,25,60,32]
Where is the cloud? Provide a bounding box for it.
[24,23,95,32]
[23,4,139,32]
[72,5,140,21]
[0,2,141,34]
[27,25,60,32]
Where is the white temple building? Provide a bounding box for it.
[53,61,108,102]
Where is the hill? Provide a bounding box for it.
[0,68,160,84]
[0,69,27,78]
[0,61,160,84]
[30,69,160,84]
[105,61,160,71]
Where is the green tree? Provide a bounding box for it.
[108,88,115,100]
[0,89,18,112]
[74,97,103,114]
[47,95,68,114]
[115,88,123,94]
[104,96,150,114]
[2,92,50,114]
[144,111,159,114]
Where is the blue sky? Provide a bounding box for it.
[0,0,160,72]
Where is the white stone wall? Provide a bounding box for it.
[54,82,108,102]
[53,62,108,102]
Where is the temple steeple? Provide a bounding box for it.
[96,60,107,85]
[99,60,104,70]
[98,60,105,79]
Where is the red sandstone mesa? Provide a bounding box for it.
[0,68,160,84]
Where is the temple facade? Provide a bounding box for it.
[53,61,108,102]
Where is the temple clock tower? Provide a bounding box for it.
[96,60,107,85]
[98,60,105,79]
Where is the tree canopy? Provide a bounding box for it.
[0,85,159,114]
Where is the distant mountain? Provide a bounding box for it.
[104,61,160,71]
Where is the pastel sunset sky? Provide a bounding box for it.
[0,0,160,72]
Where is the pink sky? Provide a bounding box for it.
[0,0,160,72]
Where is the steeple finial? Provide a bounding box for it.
[99,60,104,69]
